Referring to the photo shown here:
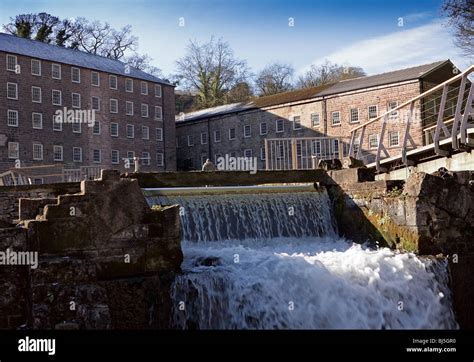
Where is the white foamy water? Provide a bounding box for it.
[146,189,458,330]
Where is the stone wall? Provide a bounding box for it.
[0,170,182,329]
[325,169,474,328]
[0,182,80,226]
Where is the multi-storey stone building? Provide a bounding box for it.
[0,32,176,182]
[176,60,458,170]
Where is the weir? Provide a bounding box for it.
[145,185,459,330]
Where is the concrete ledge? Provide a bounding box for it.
[123,170,327,188]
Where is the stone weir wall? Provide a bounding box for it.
[0,170,182,330]
[323,169,474,329]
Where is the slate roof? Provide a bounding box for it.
[176,60,451,124]
[317,60,449,96]
[176,83,335,124]
[0,32,170,85]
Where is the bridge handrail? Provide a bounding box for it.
[348,65,474,172]
[349,65,474,133]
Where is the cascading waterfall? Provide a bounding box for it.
[146,188,458,330]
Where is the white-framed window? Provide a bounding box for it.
[201,132,208,144]
[126,101,134,115]
[73,147,83,162]
[311,113,320,127]
[350,108,359,123]
[312,139,322,156]
[110,98,118,113]
[333,139,340,158]
[142,126,149,140]
[71,67,81,83]
[214,130,221,143]
[244,149,252,158]
[53,115,62,131]
[155,106,163,120]
[8,142,19,159]
[31,86,42,103]
[91,71,100,87]
[214,153,222,164]
[127,151,135,166]
[111,150,119,164]
[244,125,251,138]
[7,83,18,99]
[93,149,101,163]
[260,147,266,161]
[32,112,42,129]
[51,63,61,79]
[388,101,398,118]
[72,93,81,108]
[7,110,19,127]
[53,145,63,161]
[72,119,82,133]
[93,121,100,135]
[368,105,378,119]
[109,75,118,90]
[140,81,148,95]
[293,116,301,130]
[187,135,194,146]
[369,134,379,149]
[141,104,149,118]
[156,152,164,167]
[52,90,62,106]
[155,84,162,97]
[229,151,237,158]
[332,111,341,126]
[92,96,100,111]
[276,119,284,133]
[141,152,150,166]
[32,143,43,160]
[229,128,236,140]
[125,78,133,92]
[110,122,119,137]
[6,54,17,72]
[260,122,267,135]
[389,131,400,147]
[156,128,163,141]
[127,124,134,138]
[31,59,41,76]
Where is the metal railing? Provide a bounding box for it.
[265,137,348,170]
[348,65,474,172]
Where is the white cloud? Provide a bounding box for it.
[300,20,471,76]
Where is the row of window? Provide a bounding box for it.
[7,142,165,166]
[330,102,398,126]
[6,110,163,140]
[6,54,162,96]
[183,103,399,147]
[6,83,163,119]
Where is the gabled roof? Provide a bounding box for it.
[317,60,450,96]
[176,60,452,124]
[176,83,334,123]
[0,32,170,85]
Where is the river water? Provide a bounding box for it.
[146,189,458,329]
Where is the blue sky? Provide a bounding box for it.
[0,0,471,78]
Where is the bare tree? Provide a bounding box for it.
[297,61,366,88]
[442,0,474,57]
[125,53,163,77]
[175,37,249,108]
[255,62,294,96]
